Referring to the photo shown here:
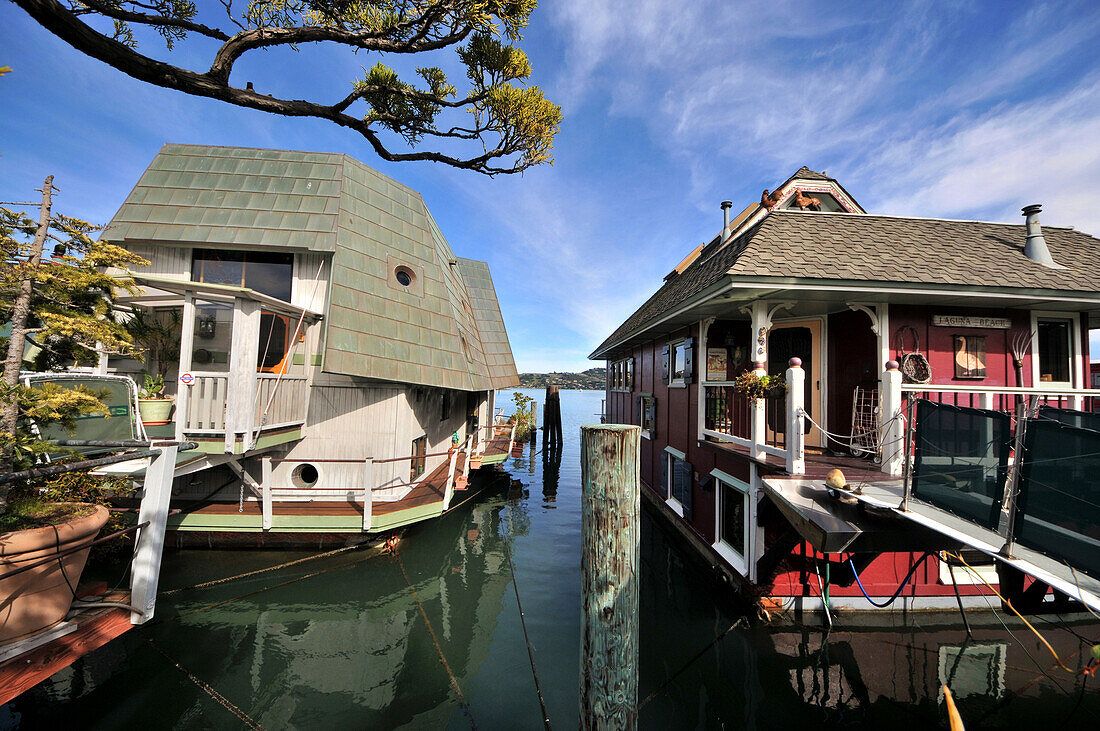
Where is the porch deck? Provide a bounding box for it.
[480,426,514,466]
[703,437,892,484]
[169,455,459,534]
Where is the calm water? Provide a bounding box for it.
[4,389,1099,728]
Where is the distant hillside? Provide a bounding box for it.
[518,368,605,390]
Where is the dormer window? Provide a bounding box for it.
[192,249,293,302]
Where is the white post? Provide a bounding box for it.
[881,361,904,476]
[261,455,273,531]
[174,295,196,443]
[507,421,517,455]
[444,447,459,508]
[226,297,260,453]
[130,443,179,624]
[786,358,806,474]
[362,457,374,531]
[750,301,770,460]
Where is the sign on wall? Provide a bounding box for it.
[707,348,728,381]
[932,315,1011,329]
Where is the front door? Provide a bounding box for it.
[768,320,823,447]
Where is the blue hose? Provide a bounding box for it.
[848,552,935,608]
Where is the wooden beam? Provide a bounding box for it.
[0,604,131,705]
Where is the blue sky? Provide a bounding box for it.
[3,1,1100,371]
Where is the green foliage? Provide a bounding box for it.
[732,371,787,399]
[138,372,166,399]
[0,382,108,471]
[511,391,535,441]
[0,207,148,370]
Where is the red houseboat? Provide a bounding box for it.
[592,167,1099,613]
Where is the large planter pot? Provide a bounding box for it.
[138,398,174,426]
[0,504,110,645]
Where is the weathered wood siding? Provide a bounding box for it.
[126,244,192,280]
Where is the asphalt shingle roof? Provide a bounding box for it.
[593,209,1100,357]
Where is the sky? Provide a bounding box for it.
[3,1,1100,372]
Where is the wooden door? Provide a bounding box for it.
[768,320,823,447]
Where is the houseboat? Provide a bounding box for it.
[593,166,1100,613]
[91,143,520,543]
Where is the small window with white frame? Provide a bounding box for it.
[665,338,693,386]
[712,469,750,574]
[662,447,692,519]
[638,393,655,438]
[1033,315,1079,385]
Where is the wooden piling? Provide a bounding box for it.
[530,401,538,445]
[543,386,563,457]
[580,424,640,730]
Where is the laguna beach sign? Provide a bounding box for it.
[932,315,1011,329]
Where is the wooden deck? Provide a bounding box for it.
[169,451,462,534]
[703,438,894,484]
[480,426,514,464]
[0,590,133,705]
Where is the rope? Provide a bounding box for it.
[501,506,552,729]
[393,546,478,730]
[637,617,744,710]
[162,543,367,595]
[848,552,933,608]
[948,551,1078,674]
[145,638,264,729]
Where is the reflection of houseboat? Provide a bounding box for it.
[93,144,518,541]
[595,166,1099,611]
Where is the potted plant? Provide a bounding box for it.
[732,370,788,399]
[137,372,173,426]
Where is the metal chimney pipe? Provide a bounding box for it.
[1021,204,1055,266]
[721,200,733,239]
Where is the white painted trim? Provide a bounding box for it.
[712,470,751,575]
[1030,311,1082,388]
[702,428,753,449]
[666,497,685,517]
[664,445,687,460]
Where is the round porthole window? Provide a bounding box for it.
[395,266,414,287]
[291,463,320,488]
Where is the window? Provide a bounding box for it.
[953,335,986,379]
[664,338,694,385]
[191,249,293,302]
[1036,319,1072,383]
[441,390,451,422]
[712,471,749,572]
[662,448,692,519]
[609,358,633,391]
[638,393,656,438]
[190,300,233,373]
[411,436,427,482]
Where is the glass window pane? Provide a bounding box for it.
[720,482,745,556]
[245,255,293,301]
[192,250,244,287]
[1037,320,1070,383]
[672,342,687,381]
[191,300,234,373]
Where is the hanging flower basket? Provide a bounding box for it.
[732,371,788,399]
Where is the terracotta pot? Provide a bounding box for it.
[138,398,174,426]
[0,504,110,644]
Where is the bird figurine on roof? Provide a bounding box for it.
[793,188,821,211]
[761,189,783,210]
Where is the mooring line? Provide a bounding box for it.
[393,546,479,730]
[637,617,745,710]
[163,543,368,595]
[501,505,552,730]
[146,638,264,729]
[170,552,376,621]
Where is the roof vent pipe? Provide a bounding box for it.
[721,200,733,240]
[1022,204,1055,266]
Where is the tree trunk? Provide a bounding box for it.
[0,176,53,501]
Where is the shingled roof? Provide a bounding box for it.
[592,209,1100,357]
[105,144,518,391]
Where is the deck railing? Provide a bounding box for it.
[701,362,807,474]
[256,374,308,430]
[182,372,229,432]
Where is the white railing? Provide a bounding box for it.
[700,362,807,474]
[255,375,309,430]
[183,373,229,432]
